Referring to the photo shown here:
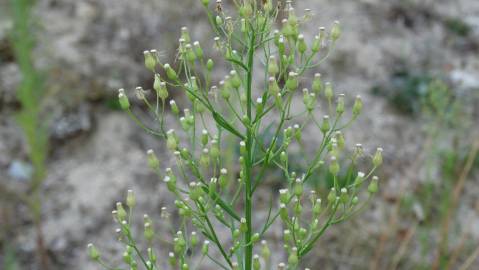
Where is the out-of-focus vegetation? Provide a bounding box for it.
[5,0,50,269]
[370,78,479,269]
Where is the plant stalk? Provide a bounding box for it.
[244,26,256,270]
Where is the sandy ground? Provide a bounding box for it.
[1,0,479,269]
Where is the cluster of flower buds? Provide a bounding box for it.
[95,1,384,269]
[275,125,383,262]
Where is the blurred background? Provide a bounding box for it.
[1,0,479,269]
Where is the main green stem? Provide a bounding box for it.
[244,28,256,270]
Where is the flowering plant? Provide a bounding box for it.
[88,1,382,269]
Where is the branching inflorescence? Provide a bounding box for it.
[88,0,383,269]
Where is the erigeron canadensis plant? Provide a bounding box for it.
[88,0,383,269]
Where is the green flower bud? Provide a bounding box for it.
[169,100,179,115]
[294,178,303,197]
[239,3,253,18]
[116,202,127,222]
[336,131,345,150]
[312,35,321,53]
[215,15,223,26]
[352,196,359,205]
[280,151,288,164]
[239,218,248,232]
[279,189,289,204]
[200,129,209,146]
[181,26,191,43]
[279,203,288,222]
[268,56,279,76]
[163,174,177,193]
[135,86,146,100]
[207,58,214,71]
[123,251,132,265]
[354,143,364,157]
[293,198,302,216]
[336,94,345,114]
[219,168,228,188]
[144,50,157,72]
[310,218,319,232]
[154,74,168,100]
[320,115,330,133]
[313,198,322,215]
[252,233,260,243]
[146,149,160,170]
[329,156,340,176]
[275,93,283,109]
[239,141,246,156]
[340,188,349,204]
[368,176,379,194]
[210,139,220,159]
[312,73,322,94]
[190,231,198,247]
[87,243,100,261]
[214,205,224,220]
[288,247,299,267]
[256,97,264,116]
[353,95,363,117]
[297,34,307,54]
[281,54,290,67]
[193,41,203,59]
[220,80,230,100]
[226,228,237,241]
[200,148,210,168]
[184,44,196,63]
[278,36,286,55]
[373,147,383,167]
[268,77,280,96]
[286,72,299,91]
[144,222,154,242]
[354,172,365,186]
[164,63,178,81]
[201,0,209,6]
[126,190,136,208]
[331,21,341,42]
[118,89,130,110]
[298,227,307,240]
[325,82,333,102]
[283,229,292,243]
[180,147,191,160]
[303,89,316,111]
[230,70,242,89]
[253,254,261,270]
[180,117,189,131]
[166,130,178,151]
[168,252,176,266]
[261,240,271,261]
[209,177,217,196]
[181,263,189,270]
[288,7,298,26]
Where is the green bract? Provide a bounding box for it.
[90,1,382,269]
